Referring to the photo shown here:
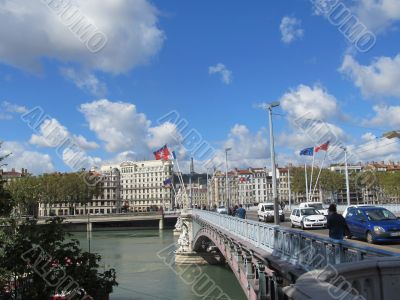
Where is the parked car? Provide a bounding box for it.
[342,204,375,218]
[345,206,400,244]
[299,202,329,216]
[216,206,228,214]
[290,208,327,229]
[257,202,285,222]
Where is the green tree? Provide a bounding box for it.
[319,169,344,195]
[0,143,13,216]
[0,217,117,299]
[7,172,101,217]
[378,172,400,200]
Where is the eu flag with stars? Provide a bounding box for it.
[300,147,314,156]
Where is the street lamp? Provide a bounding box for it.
[225,148,232,209]
[341,147,351,206]
[206,167,214,210]
[265,101,280,225]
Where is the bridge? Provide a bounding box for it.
[175,209,400,300]
[37,211,180,231]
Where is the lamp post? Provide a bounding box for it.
[341,147,351,206]
[206,167,214,210]
[266,101,280,225]
[189,157,194,208]
[288,166,292,211]
[225,148,232,209]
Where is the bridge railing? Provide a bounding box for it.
[193,210,400,271]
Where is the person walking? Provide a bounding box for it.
[232,205,238,217]
[327,204,348,240]
[237,204,246,219]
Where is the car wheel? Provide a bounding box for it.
[264,216,268,223]
[366,231,374,244]
[301,222,305,230]
[280,215,285,222]
[291,222,295,228]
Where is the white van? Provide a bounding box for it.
[257,202,285,222]
[299,202,328,216]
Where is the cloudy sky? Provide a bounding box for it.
[1,0,400,174]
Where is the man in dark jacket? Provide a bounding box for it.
[237,204,246,219]
[327,204,348,240]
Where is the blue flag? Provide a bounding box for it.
[300,147,314,156]
[163,178,172,187]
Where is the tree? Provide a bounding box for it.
[319,169,345,201]
[0,217,117,299]
[6,172,102,217]
[291,166,344,202]
[0,142,13,216]
[378,172,400,201]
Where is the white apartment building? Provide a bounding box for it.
[111,160,173,212]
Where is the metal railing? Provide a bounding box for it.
[193,210,400,271]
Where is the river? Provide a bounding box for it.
[72,230,247,300]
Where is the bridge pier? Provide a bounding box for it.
[159,218,164,230]
[256,263,267,300]
[86,221,92,233]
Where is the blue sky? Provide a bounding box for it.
[1,0,400,174]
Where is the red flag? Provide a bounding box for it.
[315,141,330,153]
[153,145,171,160]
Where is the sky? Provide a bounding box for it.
[1,0,400,174]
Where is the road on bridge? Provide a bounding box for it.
[246,210,400,252]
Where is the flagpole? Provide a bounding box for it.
[309,151,315,201]
[174,157,189,208]
[312,151,328,198]
[304,162,309,201]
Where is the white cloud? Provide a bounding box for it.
[361,132,377,142]
[340,54,400,99]
[208,63,233,85]
[148,122,183,149]
[363,105,400,128]
[62,147,102,171]
[280,16,304,44]
[280,84,339,121]
[353,0,400,32]
[1,101,27,114]
[60,68,107,96]
[30,118,99,151]
[80,99,151,153]
[209,124,270,169]
[349,137,400,162]
[80,99,188,160]
[0,0,165,74]
[0,141,55,174]
[0,101,27,120]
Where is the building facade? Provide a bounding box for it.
[111,160,173,212]
[38,159,174,216]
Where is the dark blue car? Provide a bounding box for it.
[345,206,400,244]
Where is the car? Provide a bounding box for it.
[290,208,327,229]
[342,204,375,218]
[216,206,228,214]
[299,202,329,216]
[345,206,400,244]
[257,202,285,222]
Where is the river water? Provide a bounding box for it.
[72,230,246,300]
